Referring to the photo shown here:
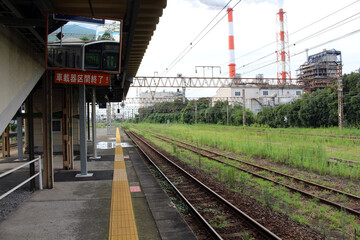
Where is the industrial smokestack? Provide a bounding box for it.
[279,9,286,83]
[227,8,236,78]
[276,8,291,84]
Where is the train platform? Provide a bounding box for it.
[0,127,196,240]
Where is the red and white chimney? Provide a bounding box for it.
[277,8,291,84]
[227,8,236,78]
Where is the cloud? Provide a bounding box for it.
[184,0,228,10]
[199,0,228,9]
[247,0,284,8]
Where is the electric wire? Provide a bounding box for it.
[290,0,360,36]
[162,0,246,76]
[165,1,242,75]
[294,13,360,45]
[233,12,360,73]
[241,28,360,75]
[161,0,233,75]
[220,0,360,67]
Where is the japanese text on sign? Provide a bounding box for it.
[54,70,110,86]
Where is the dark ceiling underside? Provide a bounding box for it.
[0,0,166,103]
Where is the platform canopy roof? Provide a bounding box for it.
[0,0,167,102]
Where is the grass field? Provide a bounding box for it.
[125,123,360,238]
[125,123,360,179]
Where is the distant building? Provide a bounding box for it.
[297,49,342,92]
[214,85,303,114]
[139,90,184,108]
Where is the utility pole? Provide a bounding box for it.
[90,87,100,160]
[195,100,198,124]
[338,78,343,130]
[17,108,23,161]
[226,97,229,126]
[87,102,90,141]
[107,102,111,134]
[242,89,246,126]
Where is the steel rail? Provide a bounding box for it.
[0,141,23,151]
[152,134,360,217]
[155,134,360,201]
[127,131,282,240]
[134,127,360,200]
[127,131,222,240]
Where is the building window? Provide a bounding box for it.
[296,91,301,96]
[263,91,268,96]
[52,119,62,132]
[235,91,241,96]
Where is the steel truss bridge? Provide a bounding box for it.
[131,76,301,88]
[123,96,244,105]
[122,76,302,111]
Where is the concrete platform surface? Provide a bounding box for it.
[0,127,196,240]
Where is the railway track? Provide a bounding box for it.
[149,132,360,217]
[0,142,21,151]
[127,130,282,240]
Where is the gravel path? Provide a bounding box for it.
[0,189,33,221]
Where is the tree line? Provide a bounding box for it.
[135,72,360,128]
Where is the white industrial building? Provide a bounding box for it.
[214,85,303,114]
[139,89,184,108]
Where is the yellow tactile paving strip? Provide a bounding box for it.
[109,128,138,240]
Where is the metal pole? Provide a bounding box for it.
[27,91,35,190]
[107,102,111,135]
[90,87,100,159]
[242,89,246,126]
[338,78,343,130]
[76,85,92,177]
[17,111,23,161]
[182,78,186,105]
[2,125,10,157]
[195,100,198,124]
[226,98,229,126]
[38,156,43,190]
[87,102,90,141]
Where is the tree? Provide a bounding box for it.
[80,36,90,42]
[286,99,302,127]
[100,30,114,40]
[257,107,276,127]
[180,103,194,124]
[343,72,360,127]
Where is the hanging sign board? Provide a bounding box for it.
[46,12,122,74]
[54,70,110,86]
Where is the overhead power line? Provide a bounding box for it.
[221,0,360,67]
[162,0,233,75]
[290,0,360,36]
[294,12,360,45]
[235,13,360,73]
[162,0,245,76]
[241,28,360,75]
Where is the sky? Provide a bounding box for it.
[131,0,360,97]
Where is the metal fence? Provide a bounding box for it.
[0,156,42,200]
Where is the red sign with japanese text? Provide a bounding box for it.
[54,70,110,86]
